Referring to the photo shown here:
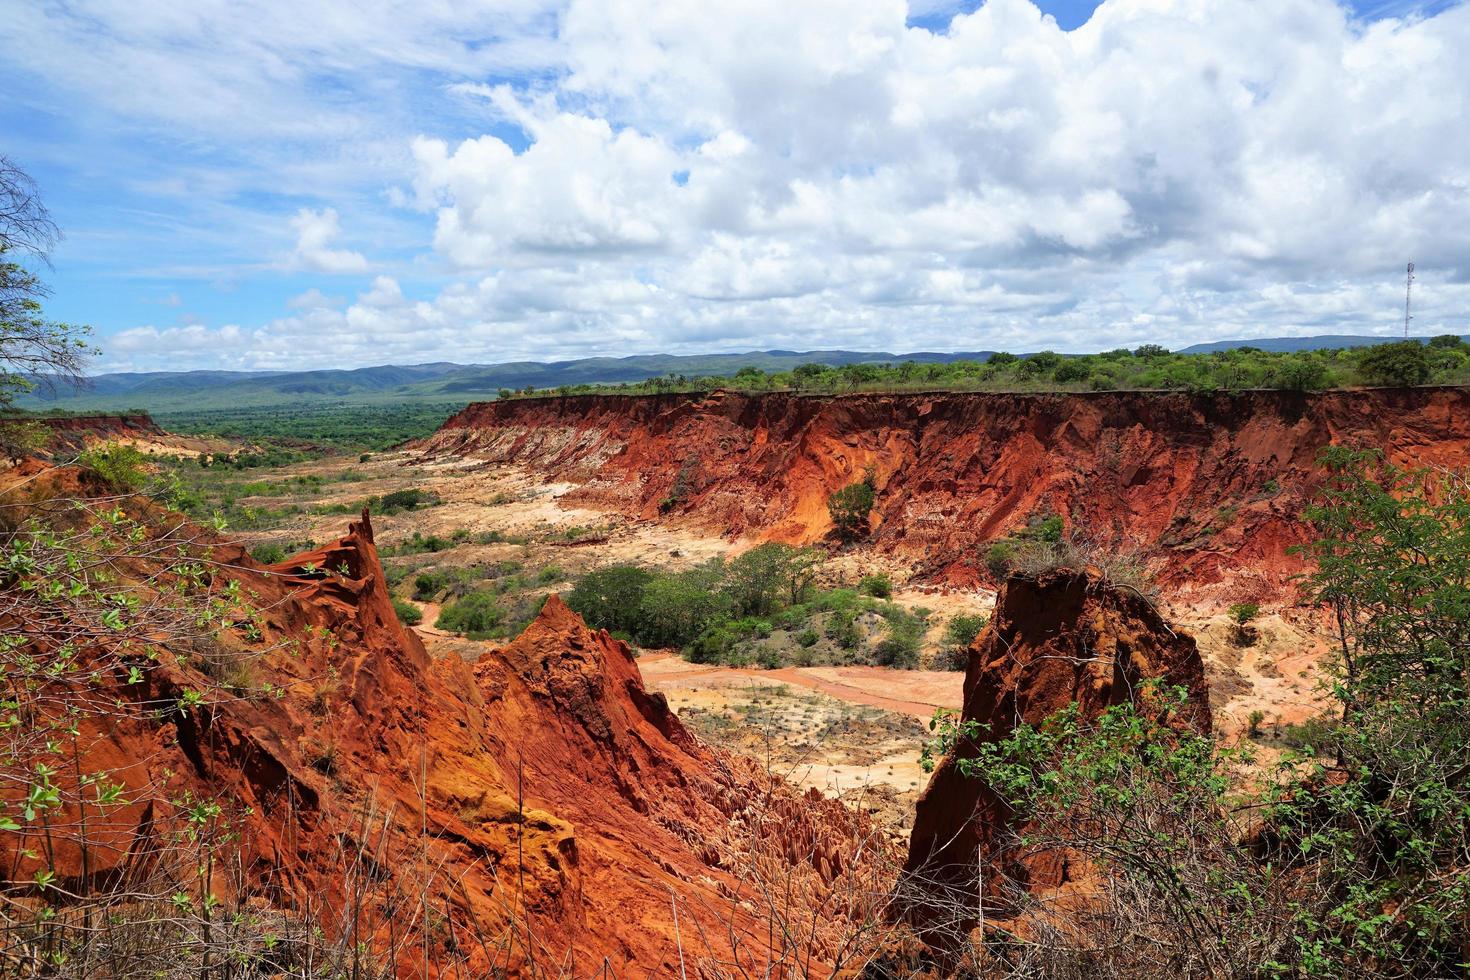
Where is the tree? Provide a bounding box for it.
[565,565,655,637]
[0,157,90,412]
[723,542,820,616]
[0,155,58,259]
[1356,340,1431,387]
[1427,334,1464,349]
[828,478,876,540]
[1271,356,1330,391]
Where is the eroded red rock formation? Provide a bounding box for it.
[898,568,1211,945]
[19,413,166,453]
[421,387,1470,600]
[0,465,889,976]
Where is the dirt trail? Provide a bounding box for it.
[639,651,961,721]
[410,599,451,638]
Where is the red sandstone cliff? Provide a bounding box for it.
[0,464,887,976]
[897,568,1210,951]
[420,387,1470,600]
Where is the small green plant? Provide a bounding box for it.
[858,573,892,598]
[1227,602,1260,625]
[391,597,423,626]
[1247,708,1266,737]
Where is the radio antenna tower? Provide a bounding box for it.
[1404,261,1415,338]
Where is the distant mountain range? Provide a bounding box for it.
[19,349,998,412]
[18,335,1464,413]
[1177,334,1463,354]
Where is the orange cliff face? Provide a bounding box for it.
[0,465,891,976]
[420,387,1470,601]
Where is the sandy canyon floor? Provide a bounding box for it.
[225,445,1336,832]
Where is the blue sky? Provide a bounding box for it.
[2,0,1467,372]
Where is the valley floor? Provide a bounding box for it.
[210,442,1336,831]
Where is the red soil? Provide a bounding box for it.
[27,413,165,451]
[421,387,1470,601]
[0,466,888,976]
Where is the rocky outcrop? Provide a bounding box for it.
[0,466,887,976]
[15,413,165,454]
[899,568,1211,944]
[420,387,1470,600]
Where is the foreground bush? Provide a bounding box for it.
[924,448,1470,977]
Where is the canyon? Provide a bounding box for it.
[8,383,1464,975]
[422,387,1470,603]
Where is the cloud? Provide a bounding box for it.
[286,288,345,310]
[7,0,1469,371]
[289,208,368,274]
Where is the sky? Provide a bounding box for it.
[1,0,1467,372]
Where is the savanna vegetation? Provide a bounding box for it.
[155,401,465,451]
[513,338,1470,399]
[922,447,1470,978]
[565,543,933,668]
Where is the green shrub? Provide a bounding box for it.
[537,565,565,584]
[796,628,820,648]
[944,613,988,652]
[437,591,504,637]
[859,573,892,598]
[1271,357,1330,391]
[79,442,149,492]
[1227,602,1260,625]
[874,609,922,668]
[1053,359,1091,383]
[392,597,423,626]
[1357,340,1431,387]
[566,565,656,637]
[378,487,436,513]
[985,540,1017,578]
[412,570,448,601]
[828,480,876,540]
[1025,513,1065,543]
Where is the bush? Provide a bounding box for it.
[436,591,504,637]
[1357,340,1431,387]
[859,573,892,598]
[249,541,312,565]
[412,570,448,601]
[78,442,149,492]
[1271,358,1330,391]
[1227,602,1260,625]
[945,613,988,651]
[1428,334,1464,349]
[1025,512,1065,543]
[874,609,923,668]
[391,597,423,626]
[796,628,820,648]
[1053,359,1091,383]
[566,565,655,637]
[985,540,1017,578]
[378,487,436,513]
[828,480,876,540]
[932,644,970,672]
